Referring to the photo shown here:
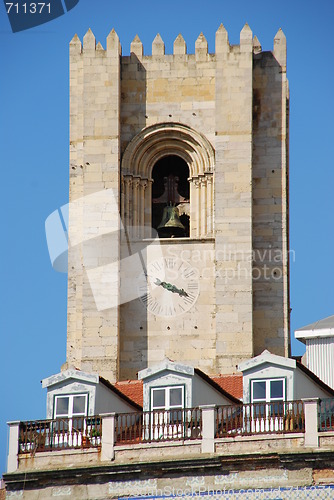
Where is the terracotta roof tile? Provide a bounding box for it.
[114,380,143,407]
[112,364,334,407]
[211,374,243,400]
[114,374,242,406]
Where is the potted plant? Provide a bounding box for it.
[90,427,101,446]
[19,434,34,452]
[81,435,91,448]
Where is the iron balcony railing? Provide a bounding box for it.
[216,400,305,438]
[20,397,331,453]
[18,416,102,454]
[319,398,334,431]
[115,407,202,444]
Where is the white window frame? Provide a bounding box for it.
[53,393,88,447]
[151,385,184,412]
[147,385,185,440]
[250,378,286,433]
[251,378,285,405]
[54,393,88,419]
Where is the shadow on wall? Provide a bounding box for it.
[252,51,288,356]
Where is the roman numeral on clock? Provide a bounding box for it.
[164,305,177,316]
[141,293,152,306]
[183,268,196,278]
[151,261,162,272]
[164,258,175,269]
[182,292,195,305]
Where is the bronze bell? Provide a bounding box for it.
[157,204,185,238]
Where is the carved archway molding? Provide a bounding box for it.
[121,122,215,178]
[121,123,215,238]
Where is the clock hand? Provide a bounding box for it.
[154,278,189,297]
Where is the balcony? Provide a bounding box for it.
[18,416,102,454]
[216,400,305,437]
[115,407,202,444]
[6,398,334,474]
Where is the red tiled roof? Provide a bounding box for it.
[211,374,243,400]
[114,380,143,407]
[114,364,334,406]
[114,374,242,406]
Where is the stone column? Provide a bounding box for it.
[194,178,201,238]
[139,179,148,238]
[123,175,132,231]
[200,405,216,454]
[132,177,140,238]
[206,173,213,236]
[189,178,195,238]
[101,413,115,461]
[200,175,207,237]
[303,398,319,448]
[121,176,125,226]
[145,179,153,236]
[7,421,20,473]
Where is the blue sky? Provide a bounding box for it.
[1,0,333,476]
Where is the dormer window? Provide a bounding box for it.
[54,394,88,431]
[251,379,285,406]
[149,385,185,440]
[52,394,88,446]
[151,386,184,412]
[250,378,285,431]
[54,394,88,419]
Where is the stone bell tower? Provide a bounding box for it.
[65,24,289,383]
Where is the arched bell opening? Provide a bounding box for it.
[151,155,190,238]
[121,123,215,239]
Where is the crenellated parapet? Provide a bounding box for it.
[69,24,286,60]
[173,34,186,56]
[273,28,287,68]
[130,34,143,58]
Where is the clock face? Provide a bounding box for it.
[138,257,199,317]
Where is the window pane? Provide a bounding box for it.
[72,416,84,431]
[54,420,68,432]
[73,396,86,414]
[270,402,284,417]
[170,388,182,407]
[252,381,266,400]
[254,404,266,418]
[270,380,283,399]
[56,397,69,416]
[170,409,182,424]
[152,389,165,408]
